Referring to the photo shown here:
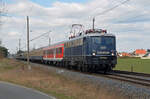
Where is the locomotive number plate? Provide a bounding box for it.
[100,57,107,59]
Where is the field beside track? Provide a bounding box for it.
[115,57,150,74]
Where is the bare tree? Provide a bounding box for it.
[0,39,1,46]
[0,0,5,26]
[0,0,5,43]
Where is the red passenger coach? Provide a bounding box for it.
[43,43,64,61]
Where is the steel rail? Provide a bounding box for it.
[113,70,150,77]
[102,74,150,87]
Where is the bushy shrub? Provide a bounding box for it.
[0,46,8,57]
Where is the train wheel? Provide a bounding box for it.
[86,65,90,72]
[80,67,83,72]
[62,62,64,67]
[83,65,88,72]
[104,65,110,74]
[77,64,80,71]
[88,65,92,72]
[44,61,47,64]
[79,64,83,72]
[91,65,94,72]
[64,62,67,68]
[67,62,71,69]
[82,66,85,72]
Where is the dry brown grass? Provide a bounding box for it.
[0,58,123,99]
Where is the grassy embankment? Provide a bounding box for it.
[115,57,150,74]
[0,58,122,99]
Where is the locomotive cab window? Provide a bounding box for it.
[92,36,115,45]
[91,36,115,51]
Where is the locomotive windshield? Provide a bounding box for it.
[91,36,115,52]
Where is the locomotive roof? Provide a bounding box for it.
[68,32,115,41]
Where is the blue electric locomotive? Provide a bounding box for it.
[63,29,117,72]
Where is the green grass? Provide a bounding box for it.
[0,59,17,71]
[115,57,150,74]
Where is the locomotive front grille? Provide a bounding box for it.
[85,56,116,65]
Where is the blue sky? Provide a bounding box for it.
[5,0,90,6]
[31,0,90,6]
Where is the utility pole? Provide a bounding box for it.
[27,16,31,70]
[19,39,21,52]
[16,47,18,54]
[93,17,95,31]
[49,37,51,46]
[48,31,51,46]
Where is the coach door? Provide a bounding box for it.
[54,48,56,59]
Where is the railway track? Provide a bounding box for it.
[99,71,150,87]
[113,70,150,77]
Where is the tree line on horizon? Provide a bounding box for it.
[0,45,8,58]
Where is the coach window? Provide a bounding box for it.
[49,50,51,54]
[43,51,45,55]
[60,48,62,54]
[49,49,51,54]
[45,50,47,55]
[47,50,50,54]
[51,49,53,54]
[57,48,59,54]
[58,48,60,54]
[56,48,58,54]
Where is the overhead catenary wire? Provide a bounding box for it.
[20,30,51,50]
[78,0,131,30]
[92,0,131,30]
[30,30,51,42]
[94,0,131,17]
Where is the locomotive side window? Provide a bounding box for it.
[65,38,83,48]
[79,39,83,45]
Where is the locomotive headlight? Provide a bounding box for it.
[92,52,96,56]
[111,53,114,56]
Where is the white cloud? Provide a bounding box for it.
[8,31,18,36]
[1,0,150,53]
